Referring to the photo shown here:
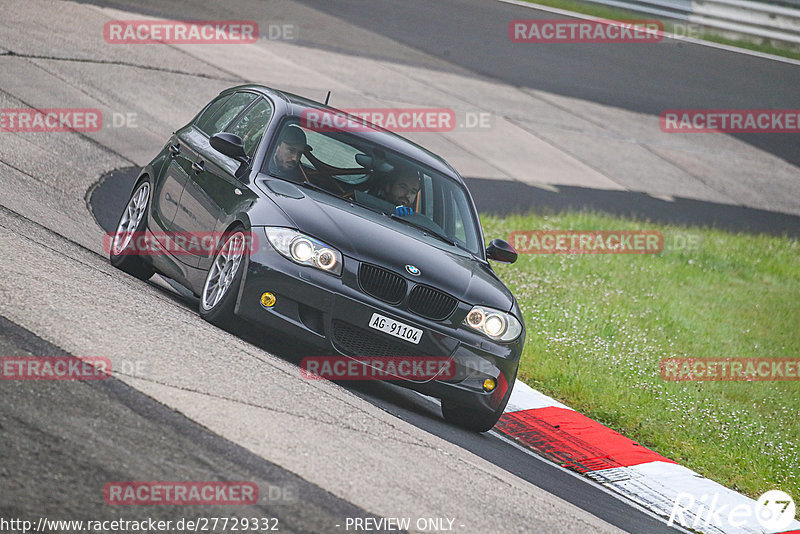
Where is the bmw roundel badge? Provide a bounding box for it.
[405,264,421,276]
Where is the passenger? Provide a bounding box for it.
[269,124,307,181]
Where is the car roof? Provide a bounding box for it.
[219,84,465,184]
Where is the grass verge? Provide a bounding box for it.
[512,0,800,61]
[481,210,799,500]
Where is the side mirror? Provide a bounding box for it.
[486,239,518,264]
[210,132,248,162]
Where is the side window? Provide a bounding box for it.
[227,98,273,156]
[194,95,230,133]
[447,185,479,251]
[195,92,257,136]
[450,194,467,243]
[420,174,434,218]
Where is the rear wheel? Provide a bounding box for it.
[109,180,155,281]
[199,229,247,328]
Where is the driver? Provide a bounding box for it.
[376,169,421,216]
[269,124,307,181]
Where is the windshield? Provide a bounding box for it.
[263,117,483,255]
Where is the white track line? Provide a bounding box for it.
[494,381,800,533]
[489,430,695,533]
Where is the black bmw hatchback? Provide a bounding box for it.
[110,84,525,431]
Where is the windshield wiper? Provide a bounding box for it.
[351,199,388,217]
[390,214,456,246]
[295,179,329,195]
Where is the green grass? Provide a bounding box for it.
[481,211,800,500]
[513,0,800,61]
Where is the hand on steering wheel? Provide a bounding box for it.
[395,205,414,217]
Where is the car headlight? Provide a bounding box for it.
[463,305,522,342]
[264,228,343,275]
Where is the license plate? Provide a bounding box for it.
[368,313,422,345]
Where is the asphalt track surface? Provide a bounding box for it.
[74,0,800,167]
[0,316,386,533]
[88,167,683,534]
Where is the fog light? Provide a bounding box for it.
[483,378,497,392]
[260,292,276,308]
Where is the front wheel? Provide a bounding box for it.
[441,399,506,433]
[199,229,247,328]
[441,371,517,432]
[110,180,155,281]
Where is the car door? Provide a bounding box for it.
[169,92,259,267]
[149,136,196,235]
[173,94,273,270]
[150,93,235,234]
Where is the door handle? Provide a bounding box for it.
[168,143,180,156]
[192,160,205,173]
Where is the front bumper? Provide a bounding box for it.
[235,233,524,412]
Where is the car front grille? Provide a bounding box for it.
[407,285,458,321]
[358,263,407,304]
[332,320,422,359]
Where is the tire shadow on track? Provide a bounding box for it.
[88,166,446,423]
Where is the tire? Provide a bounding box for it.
[109,179,155,281]
[199,228,248,328]
[441,370,517,432]
[441,400,505,433]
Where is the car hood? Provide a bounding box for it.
[257,179,514,312]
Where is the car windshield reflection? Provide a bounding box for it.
[265,119,482,255]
